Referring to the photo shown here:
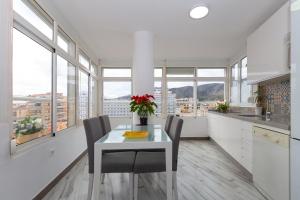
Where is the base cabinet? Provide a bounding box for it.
[208,113,253,173]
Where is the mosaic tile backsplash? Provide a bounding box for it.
[258,77,290,115]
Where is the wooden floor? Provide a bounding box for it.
[43,140,265,200]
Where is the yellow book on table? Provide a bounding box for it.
[123,130,149,138]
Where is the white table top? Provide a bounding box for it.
[96,124,171,144]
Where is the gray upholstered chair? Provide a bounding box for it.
[83,117,136,200]
[133,117,184,200]
[99,115,111,134]
[164,115,174,135]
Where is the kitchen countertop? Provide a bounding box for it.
[208,111,290,131]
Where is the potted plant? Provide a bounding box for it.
[254,90,263,115]
[130,94,157,125]
[215,101,230,113]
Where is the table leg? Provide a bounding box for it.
[92,146,102,200]
[166,144,173,200]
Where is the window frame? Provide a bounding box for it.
[11,0,99,152]
[165,67,227,117]
[12,27,54,145]
[230,57,254,106]
[101,67,132,118]
[102,80,133,118]
[57,26,76,57]
[13,0,54,40]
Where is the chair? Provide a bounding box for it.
[99,115,111,134]
[133,117,184,200]
[83,117,136,200]
[164,115,174,135]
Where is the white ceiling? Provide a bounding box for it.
[42,0,287,64]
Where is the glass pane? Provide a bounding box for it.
[91,63,97,75]
[90,78,98,117]
[56,56,76,132]
[12,28,52,145]
[241,80,251,103]
[232,63,239,81]
[57,28,75,57]
[167,82,194,116]
[103,68,131,77]
[197,82,225,116]
[79,70,89,119]
[241,57,248,80]
[79,53,89,69]
[154,68,162,77]
[231,81,239,103]
[166,68,194,77]
[13,0,53,40]
[103,82,131,117]
[154,81,162,115]
[197,68,225,77]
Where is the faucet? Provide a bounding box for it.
[266,99,271,121]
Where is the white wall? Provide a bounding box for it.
[0,1,94,199]
[110,116,208,138]
[180,117,208,138]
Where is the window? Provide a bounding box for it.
[166,68,194,77]
[13,0,53,40]
[197,82,225,116]
[91,63,98,75]
[56,56,76,132]
[154,81,162,115]
[154,68,163,77]
[79,51,90,69]
[103,68,131,77]
[231,63,240,103]
[79,70,89,120]
[103,81,132,117]
[197,68,225,77]
[11,0,98,148]
[241,57,251,103]
[57,27,75,57]
[230,57,252,105]
[12,28,52,145]
[167,82,194,116]
[90,78,98,117]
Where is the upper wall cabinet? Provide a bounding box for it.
[247,2,290,83]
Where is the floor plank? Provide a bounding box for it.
[43,140,265,200]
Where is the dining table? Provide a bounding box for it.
[92,124,173,200]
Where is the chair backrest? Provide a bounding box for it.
[164,115,174,135]
[83,117,105,174]
[168,116,183,171]
[99,115,112,134]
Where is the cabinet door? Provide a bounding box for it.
[240,122,253,173]
[247,2,290,82]
[225,118,242,162]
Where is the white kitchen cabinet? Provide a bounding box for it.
[208,113,253,173]
[247,2,290,83]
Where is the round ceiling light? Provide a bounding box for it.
[189,5,209,19]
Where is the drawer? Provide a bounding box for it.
[253,126,289,148]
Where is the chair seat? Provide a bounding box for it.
[133,151,168,173]
[102,151,136,173]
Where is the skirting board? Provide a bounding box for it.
[180,137,210,140]
[209,137,253,182]
[33,150,88,200]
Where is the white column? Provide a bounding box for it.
[132,31,154,124]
